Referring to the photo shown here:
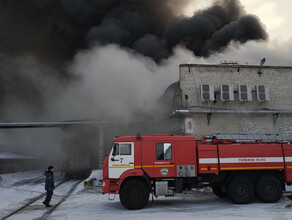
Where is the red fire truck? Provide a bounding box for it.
[102,134,292,210]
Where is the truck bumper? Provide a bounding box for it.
[102,178,119,194]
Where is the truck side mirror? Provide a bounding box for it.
[112,143,119,156]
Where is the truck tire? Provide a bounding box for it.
[119,179,149,210]
[256,175,282,203]
[212,184,226,198]
[227,176,254,204]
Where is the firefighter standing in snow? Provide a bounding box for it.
[43,166,55,207]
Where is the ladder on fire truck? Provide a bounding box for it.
[205,133,292,143]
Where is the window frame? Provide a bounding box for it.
[156,142,172,160]
[112,142,133,156]
[119,143,132,155]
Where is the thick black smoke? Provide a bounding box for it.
[0,0,267,64]
[0,0,269,169]
[0,0,175,65]
[166,0,267,56]
[0,0,268,120]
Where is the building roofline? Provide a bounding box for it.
[179,64,292,69]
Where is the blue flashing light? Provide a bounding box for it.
[136,133,141,138]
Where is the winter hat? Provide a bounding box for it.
[47,166,54,170]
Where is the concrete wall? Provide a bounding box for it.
[176,64,292,139]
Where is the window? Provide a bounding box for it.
[156,143,172,160]
[112,143,132,156]
[119,144,132,155]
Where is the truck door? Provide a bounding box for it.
[153,142,175,177]
[108,142,134,178]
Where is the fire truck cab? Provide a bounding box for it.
[102,134,292,210]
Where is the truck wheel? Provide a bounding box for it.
[212,183,226,198]
[256,175,282,203]
[227,176,254,204]
[119,179,149,210]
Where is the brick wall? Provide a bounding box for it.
[176,64,292,138]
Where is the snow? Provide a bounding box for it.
[0,170,43,187]
[85,170,103,182]
[1,170,292,220]
[48,190,292,220]
[0,170,66,219]
[82,169,103,189]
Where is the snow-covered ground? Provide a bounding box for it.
[1,170,292,220]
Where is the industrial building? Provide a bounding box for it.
[0,144,42,173]
[171,63,292,138]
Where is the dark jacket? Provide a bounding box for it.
[45,171,55,190]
